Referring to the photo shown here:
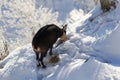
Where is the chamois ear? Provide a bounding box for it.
[62,24,67,31]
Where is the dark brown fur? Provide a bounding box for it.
[32,24,67,68]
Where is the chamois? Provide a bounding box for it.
[32,24,67,68]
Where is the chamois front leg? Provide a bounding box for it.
[49,46,53,56]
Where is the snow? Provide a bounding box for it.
[45,58,120,80]
[94,23,120,65]
[1,44,120,80]
[35,0,95,20]
[0,0,120,80]
[0,44,37,80]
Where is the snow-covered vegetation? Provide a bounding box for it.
[0,0,120,80]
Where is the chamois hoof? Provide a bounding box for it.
[37,63,46,68]
[37,62,41,67]
[37,61,46,68]
[42,65,46,68]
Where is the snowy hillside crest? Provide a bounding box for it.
[0,0,120,80]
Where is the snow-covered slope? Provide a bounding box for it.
[0,44,37,80]
[0,0,120,80]
[0,41,120,80]
[94,22,120,65]
[35,0,96,20]
[0,39,120,80]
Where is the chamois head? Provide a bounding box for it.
[60,24,68,41]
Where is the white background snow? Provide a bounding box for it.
[0,0,120,80]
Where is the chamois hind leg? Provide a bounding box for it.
[33,49,40,66]
[36,53,39,60]
[35,53,41,67]
[33,46,41,66]
[39,51,47,68]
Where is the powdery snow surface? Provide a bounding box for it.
[0,42,120,80]
[0,44,37,80]
[1,0,120,80]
